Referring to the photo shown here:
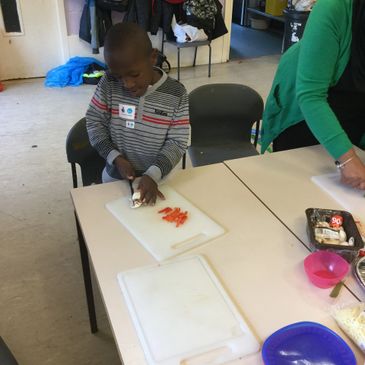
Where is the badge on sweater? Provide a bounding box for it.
[126,121,135,129]
[119,104,135,120]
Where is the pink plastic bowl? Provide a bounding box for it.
[304,251,349,289]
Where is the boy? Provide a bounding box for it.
[86,23,190,205]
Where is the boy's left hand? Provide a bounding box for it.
[138,175,165,205]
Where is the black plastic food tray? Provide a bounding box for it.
[305,208,364,262]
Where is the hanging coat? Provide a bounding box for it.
[79,0,112,54]
[211,0,228,40]
[123,0,152,32]
[124,0,184,36]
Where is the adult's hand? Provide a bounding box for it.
[114,156,135,180]
[138,175,165,205]
[339,150,365,190]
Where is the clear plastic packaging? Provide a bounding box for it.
[354,255,365,292]
[332,302,365,353]
[306,208,364,262]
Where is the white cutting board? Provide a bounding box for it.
[106,185,225,261]
[118,255,260,365]
[312,173,365,219]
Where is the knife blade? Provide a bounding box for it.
[129,180,134,198]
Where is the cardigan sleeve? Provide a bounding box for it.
[296,0,353,159]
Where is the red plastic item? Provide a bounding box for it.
[304,251,349,289]
[330,215,343,228]
[358,250,365,258]
[0,83,4,92]
[158,207,172,214]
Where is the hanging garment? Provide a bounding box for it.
[150,2,186,38]
[184,0,217,39]
[124,0,184,36]
[79,0,112,54]
[96,0,129,12]
[211,0,228,40]
[123,0,152,31]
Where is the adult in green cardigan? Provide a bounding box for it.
[262,0,365,190]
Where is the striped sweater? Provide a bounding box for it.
[86,69,190,181]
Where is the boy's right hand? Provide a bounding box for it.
[114,156,135,180]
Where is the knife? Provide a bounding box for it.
[129,180,134,198]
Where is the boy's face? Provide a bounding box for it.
[106,47,158,98]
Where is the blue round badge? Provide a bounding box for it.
[127,108,133,115]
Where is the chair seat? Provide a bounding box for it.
[0,337,19,365]
[188,142,258,167]
[165,40,211,48]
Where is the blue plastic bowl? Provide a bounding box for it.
[262,322,356,365]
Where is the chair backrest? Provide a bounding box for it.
[66,118,105,187]
[0,337,19,365]
[189,83,264,144]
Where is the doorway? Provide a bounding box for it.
[230,0,283,60]
[0,0,68,80]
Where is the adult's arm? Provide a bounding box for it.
[296,0,353,160]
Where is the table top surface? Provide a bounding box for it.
[71,161,364,365]
[225,145,365,303]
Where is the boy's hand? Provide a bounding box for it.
[114,156,135,180]
[138,175,165,205]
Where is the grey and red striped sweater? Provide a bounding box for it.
[86,69,190,181]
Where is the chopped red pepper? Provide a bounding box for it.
[158,207,188,227]
[158,207,172,214]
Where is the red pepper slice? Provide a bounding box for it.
[159,207,188,227]
[158,207,172,214]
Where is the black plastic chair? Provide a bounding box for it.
[66,118,105,188]
[0,337,19,365]
[161,31,212,81]
[66,117,105,334]
[188,84,264,167]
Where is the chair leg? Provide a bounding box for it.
[208,44,212,78]
[177,47,181,81]
[71,164,78,189]
[182,153,186,170]
[193,47,198,67]
[161,30,165,54]
[75,213,98,333]
[254,120,261,147]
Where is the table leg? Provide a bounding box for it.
[193,47,198,67]
[75,213,98,333]
[182,153,186,170]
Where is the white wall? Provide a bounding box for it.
[62,0,232,67]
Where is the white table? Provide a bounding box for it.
[71,162,364,364]
[225,145,365,302]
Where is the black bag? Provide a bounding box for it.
[156,51,171,73]
[82,63,106,85]
[96,0,129,12]
[184,0,218,39]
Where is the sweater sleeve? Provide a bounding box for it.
[144,90,190,181]
[296,0,353,159]
[86,76,121,165]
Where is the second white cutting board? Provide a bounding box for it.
[118,255,260,365]
[106,185,225,261]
